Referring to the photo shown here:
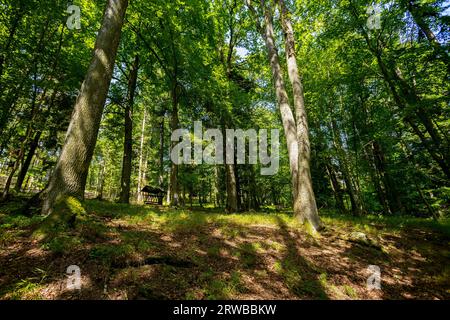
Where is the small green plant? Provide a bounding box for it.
[206,245,221,258]
[41,235,82,254]
[238,242,259,268]
[6,268,48,300]
[343,285,358,299]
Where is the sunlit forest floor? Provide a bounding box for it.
[0,197,449,300]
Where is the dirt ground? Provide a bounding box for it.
[0,201,449,300]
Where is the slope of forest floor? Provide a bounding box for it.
[0,198,449,300]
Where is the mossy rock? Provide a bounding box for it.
[32,196,86,241]
[347,231,381,250]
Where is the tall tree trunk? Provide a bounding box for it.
[213,166,221,208]
[119,54,139,204]
[371,141,403,214]
[225,163,238,212]
[14,131,42,192]
[159,116,165,186]
[362,143,390,214]
[325,161,345,213]
[278,0,321,228]
[341,164,360,216]
[329,120,363,216]
[2,128,34,200]
[221,15,241,213]
[1,73,42,200]
[137,107,147,202]
[248,166,260,210]
[248,0,322,230]
[223,125,238,212]
[14,86,59,193]
[96,160,105,200]
[168,83,179,206]
[2,158,20,201]
[41,0,129,215]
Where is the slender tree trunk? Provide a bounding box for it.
[159,116,165,186]
[342,166,359,216]
[371,141,403,214]
[362,143,390,214]
[1,159,20,201]
[119,55,139,204]
[137,107,146,202]
[96,161,105,200]
[14,131,42,192]
[222,125,238,212]
[1,77,41,200]
[41,0,129,215]
[222,33,240,213]
[2,129,34,200]
[225,163,238,212]
[248,166,260,210]
[325,162,345,213]
[14,86,59,193]
[213,166,220,208]
[330,120,363,216]
[168,83,179,206]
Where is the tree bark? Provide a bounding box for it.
[278,0,322,228]
[371,141,403,214]
[168,83,180,206]
[225,163,238,212]
[96,160,105,200]
[41,0,129,215]
[119,54,139,204]
[221,10,241,213]
[247,0,322,230]
[137,107,147,202]
[329,119,363,216]
[1,128,32,201]
[159,116,165,186]
[14,131,42,192]
[325,162,345,213]
[223,125,239,212]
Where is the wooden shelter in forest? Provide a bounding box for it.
[141,186,165,205]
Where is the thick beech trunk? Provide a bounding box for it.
[41,0,129,214]
[278,0,321,229]
[252,0,322,231]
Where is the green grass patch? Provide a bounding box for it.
[89,243,135,264]
[41,234,82,254]
[200,270,246,300]
[321,210,450,238]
